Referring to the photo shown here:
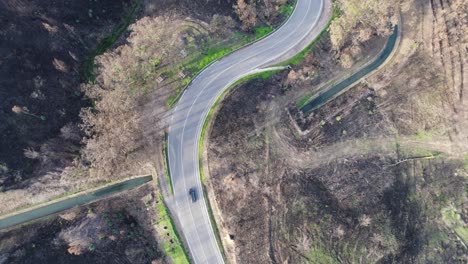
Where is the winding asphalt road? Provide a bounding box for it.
[167,0,331,263]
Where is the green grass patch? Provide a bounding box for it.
[454,226,468,243]
[155,194,190,264]
[196,46,236,73]
[255,70,281,80]
[411,129,433,140]
[185,26,275,77]
[279,1,295,17]
[83,2,140,83]
[398,144,441,160]
[168,4,297,108]
[297,94,314,108]
[167,93,181,108]
[163,135,174,195]
[307,247,339,263]
[412,147,437,157]
[168,43,241,107]
[167,96,177,108]
[463,154,468,172]
[441,205,468,244]
[234,69,284,85]
[254,26,273,39]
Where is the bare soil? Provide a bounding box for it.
[0,0,134,187]
[207,0,468,263]
[0,184,164,264]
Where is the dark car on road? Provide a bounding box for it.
[189,187,197,202]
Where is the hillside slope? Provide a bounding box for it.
[206,0,467,262]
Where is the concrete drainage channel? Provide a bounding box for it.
[301,25,400,113]
[0,175,153,230]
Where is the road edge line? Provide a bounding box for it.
[198,68,288,263]
[163,132,175,195]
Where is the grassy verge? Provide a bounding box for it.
[167,0,298,108]
[286,5,340,107]
[279,0,296,17]
[168,30,276,109]
[154,194,190,264]
[197,68,285,262]
[297,93,314,108]
[296,77,341,108]
[188,23,280,75]
[441,205,468,244]
[193,46,236,74]
[167,81,189,108]
[200,185,227,262]
[464,154,468,172]
[255,26,273,39]
[276,5,340,67]
[83,1,140,83]
[198,69,282,182]
[411,129,435,141]
[163,134,174,195]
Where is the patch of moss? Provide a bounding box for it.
[154,194,190,264]
[307,247,339,263]
[464,154,468,172]
[83,1,140,83]
[441,205,468,244]
[411,129,433,141]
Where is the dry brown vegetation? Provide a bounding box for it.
[330,0,396,49]
[0,0,137,213]
[0,0,292,215]
[234,0,288,30]
[78,0,292,179]
[0,184,165,264]
[1,0,231,212]
[0,0,131,189]
[206,0,467,263]
[329,0,396,68]
[79,14,238,178]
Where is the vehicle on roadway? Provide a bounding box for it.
[189,187,198,202]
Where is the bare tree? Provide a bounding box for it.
[234,0,257,31]
[211,15,238,36]
[12,105,44,120]
[11,105,23,114]
[24,148,41,160]
[60,123,81,142]
[330,0,395,50]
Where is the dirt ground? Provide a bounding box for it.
[207,0,467,263]
[0,0,239,188]
[0,0,292,214]
[0,0,135,187]
[0,184,164,264]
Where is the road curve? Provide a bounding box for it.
[167,1,332,263]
